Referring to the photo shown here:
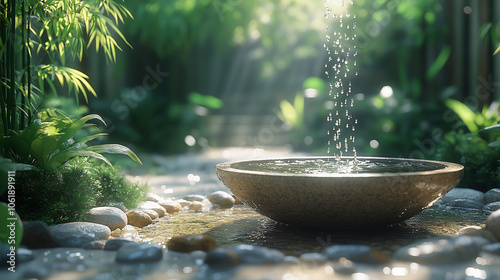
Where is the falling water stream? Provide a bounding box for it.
[324,0,357,162]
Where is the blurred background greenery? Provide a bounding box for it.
[65,0,499,160]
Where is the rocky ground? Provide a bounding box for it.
[2,148,500,279]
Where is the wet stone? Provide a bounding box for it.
[393,235,490,264]
[140,209,160,220]
[146,193,164,203]
[126,210,153,228]
[300,252,327,266]
[111,225,139,239]
[176,199,191,207]
[205,244,284,268]
[104,238,136,251]
[486,209,500,241]
[446,198,484,210]
[157,200,182,214]
[283,255,300,265]
[167,234,217,252]
[208,191,235,208]
[16,247,35,264]
[22,266,53,279]
[115,243,163,263]
[0,243,12,266]
[87,206,128,231]
[462,229,498,243]
[22,220,58,249]
[333,258,357,275]
[108,202,128,213]
[322,244,389,264]
[484,202,500,214]
[484,188,500,204]
[231,244,284,265]
[204,247,241,268]
[136,201,166,217]
[83,240,107,250]
[189,201,204,211]
[50,222,111,248]
[441,188,484,204]
[459,225,482,234]
[183,194,206,202]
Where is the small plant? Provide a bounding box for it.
[1,109,141,172]
[1,158,148,225]
[445,99,500,135]
[436,101,500,192]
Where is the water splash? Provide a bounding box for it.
[324,0,358,161]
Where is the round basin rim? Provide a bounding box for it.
[216,156,464,178]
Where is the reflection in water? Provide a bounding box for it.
[137,205,486,256]
[201,206,486,256]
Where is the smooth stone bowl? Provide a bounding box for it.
[216,157,464,229]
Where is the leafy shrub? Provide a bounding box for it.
[0,158,149,225]
[435,130,500,192]
[91,161,149,209]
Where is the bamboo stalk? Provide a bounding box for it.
[7,0,16,131]
[27,5,32,125]
[20,0,26,129]
[0,0,7,135]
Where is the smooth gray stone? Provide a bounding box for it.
[441,188,484,204]
[104,238,136,251]
[322,244,388,264]
[231,244,284,264]
[50,222,111,248]
[394,235,490,264]
[447,198,484,210]
[115,243,163,263]
[22,220,58,249]
[204,247,241,268]
[87,207,127,231]
[205,244,284,268]
[484,202,500,214]
[484,189,500,205]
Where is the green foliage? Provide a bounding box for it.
[480,22,500,55]
[94,90,223,154]
[445,99,500,135]
[278,93,304,130]
[1,109,141,171]
[436,130,500,192]
[188,92,223,109]
[91,161,149,209]
[1,0,131,136]
[0,158,148,225]
[123,0,324,63]
[479,124,500,148]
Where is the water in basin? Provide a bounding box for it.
[231,158,447,174]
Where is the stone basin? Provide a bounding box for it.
[216,157,464,229]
